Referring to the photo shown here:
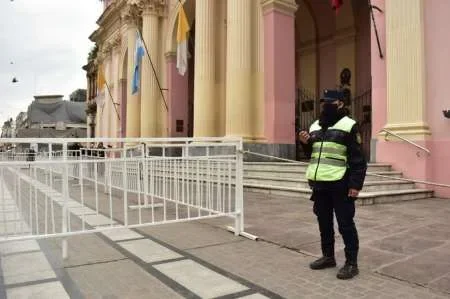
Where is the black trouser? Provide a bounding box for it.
[312,187,359,264]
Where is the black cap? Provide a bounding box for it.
[320,89,344,102]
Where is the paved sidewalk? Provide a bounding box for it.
[1,173,449,298]
[200,192,450,298]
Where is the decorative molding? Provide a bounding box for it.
[138,0,166,17]
[103,42,113,55]
[121,2,141,26]
[111,33,122,50]
[260,0,297,17]
[164,51,176,59]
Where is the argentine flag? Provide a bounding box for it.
[132,32,145,94]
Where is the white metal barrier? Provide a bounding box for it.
[0,137,244,259]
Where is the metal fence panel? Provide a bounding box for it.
[0,137,244,258]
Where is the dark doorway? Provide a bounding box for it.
[187,21,195,137]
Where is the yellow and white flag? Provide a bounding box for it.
[176,4,190,76]
[97,63,106,91]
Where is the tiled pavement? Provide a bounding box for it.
[1,172,449,298]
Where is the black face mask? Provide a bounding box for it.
[319,103,341,129]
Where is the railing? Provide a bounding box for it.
[0,137,245,259]
[242,150,449,189]
[352,90,372,161]
[381,128,431,155]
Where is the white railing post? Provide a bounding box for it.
[80,151,85,231]
[234,140,244,236]
[143,144,149,208]
[49,143,52,160]
[62,142,69,260]
[1,167,5,236]
[122,148,128,226]
[78,150,82,183]
[103,151,108,194]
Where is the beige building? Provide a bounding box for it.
[87,0,450,200]
[88,0,291,156]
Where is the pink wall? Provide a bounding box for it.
[374,0,450,198]
[424,0,450,197]
[370,0,386,137]
[377,140,430,183]
[263,9,296,144]
[166,55,189,137]
[424,0,450,140]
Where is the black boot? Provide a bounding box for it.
[336,262,359,279]
[309,256,337,270]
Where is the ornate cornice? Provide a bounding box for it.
[138,0,166,17]
[260,0,298,17]
[121,2,141,26]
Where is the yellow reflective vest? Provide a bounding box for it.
[305,116,356,182]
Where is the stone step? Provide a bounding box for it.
[244,162,392,172]
[243,183,434,205]
[244,169,402,181]
[244,176,415,192]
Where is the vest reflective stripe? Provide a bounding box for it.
[306,116,356,181]
[312,145,346,156]
[310,157,347,167]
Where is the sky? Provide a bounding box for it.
[0,0,103,125]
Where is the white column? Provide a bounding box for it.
[124,7,141,138]
[226,0,259,140]
[111,42,121,140]
[384,0,430,139]
[193,0,217,137]
[140,4,160,137]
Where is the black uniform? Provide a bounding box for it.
[302,112,367,265]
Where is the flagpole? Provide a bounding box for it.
[369,0,384,59]
[136,28,169,112]
[104,80,121,120]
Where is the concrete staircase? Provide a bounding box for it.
[244,162,434,205]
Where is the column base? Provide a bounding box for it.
[379,122,432,140]
[225,135,267,143]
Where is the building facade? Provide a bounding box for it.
[87,0,450,197]
[17,95,87,141]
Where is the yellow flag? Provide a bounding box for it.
[97,63,105,89]
[176,5,190,76]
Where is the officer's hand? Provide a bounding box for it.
[298,131,310,144]
[348,189,359,198]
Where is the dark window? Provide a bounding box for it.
[176,120,184,133]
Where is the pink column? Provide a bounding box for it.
[371,0,429,180]
[370,0,387,138]
[372,0,435,193]
[263,2,297,144]
[166,53,189,137]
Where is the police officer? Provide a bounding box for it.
[298,89,367,280]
